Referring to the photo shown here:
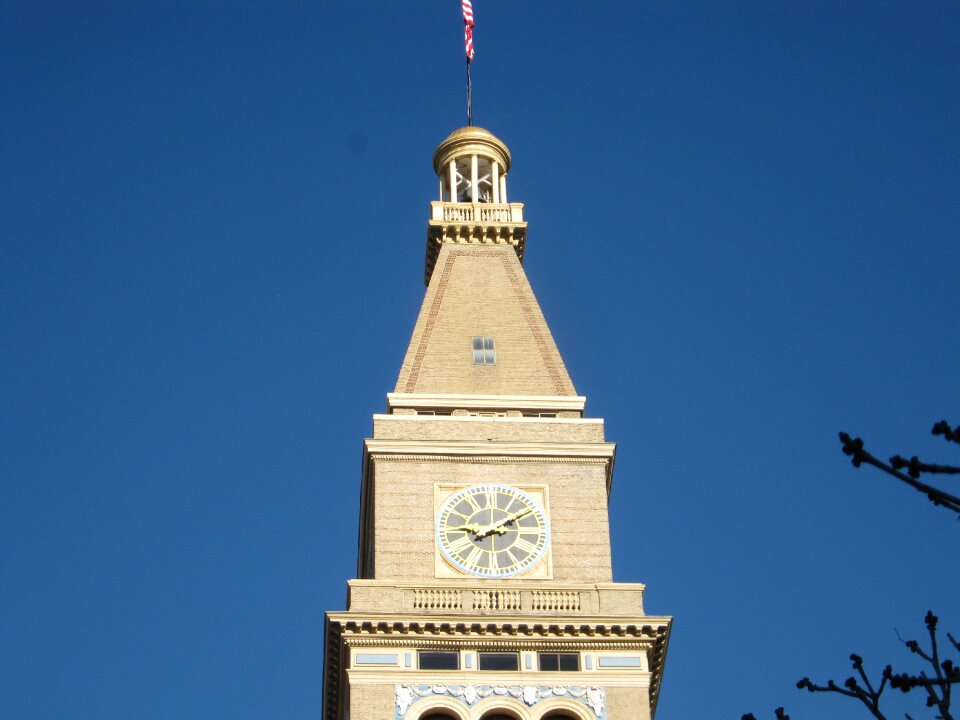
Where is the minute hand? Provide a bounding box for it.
[475,508,534,538]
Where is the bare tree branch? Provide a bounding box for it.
[741,709,789,720]
[743,613,959,719]
[795,656,890,720]
[932,421,960,446]
[744,426,959,720]
[838,428,960,515]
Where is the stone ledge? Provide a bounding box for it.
[347,580,646,616]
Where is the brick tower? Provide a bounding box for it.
[322,127,671,720]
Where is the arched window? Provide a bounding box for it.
[541,715,580,720]
[480,715,515,720]
[420,714,458,720]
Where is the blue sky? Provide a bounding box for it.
[2,2,958,718]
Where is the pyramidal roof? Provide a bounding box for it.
[394,244,576,397]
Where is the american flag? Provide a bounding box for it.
[463,0,475,61]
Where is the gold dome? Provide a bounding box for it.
[432,126,512,176]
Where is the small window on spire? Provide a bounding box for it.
[472,336,496,365]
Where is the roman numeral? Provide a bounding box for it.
[464,546,484,570]
[445,534,474,555]
[513,537,540,556]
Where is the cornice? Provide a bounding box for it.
[364,439,615,460]
[374,414,602,426]
[387,393,587,413]
[325,613,671,639]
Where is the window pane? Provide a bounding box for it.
[539,653,559,671]
[539,652,579,671]
[478,652,519,671]
[472,337,496,365]
[419,651,459,670]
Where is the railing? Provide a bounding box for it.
[348,581,645,617]
[431,202,524,224]
[410,587,585,614]
[413,588,463,610]
[532,590,581,612]
[472,589,522,611]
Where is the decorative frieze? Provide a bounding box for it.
[395,683,605,720]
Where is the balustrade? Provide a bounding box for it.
[472,589,522,611]
[409,587,584,614]
[531,590,582,612]
[432,201,522,224]
[350,580,642,617]
[412,588,463,611]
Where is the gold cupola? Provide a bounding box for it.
[425,127,527,284]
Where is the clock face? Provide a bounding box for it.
[436,484,549,578]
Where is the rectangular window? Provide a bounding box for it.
[539,652,580,671]
[418,651,459,670]
[472,336,496,365]
[478,652,519,671]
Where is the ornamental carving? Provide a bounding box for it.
[395,684,605,720]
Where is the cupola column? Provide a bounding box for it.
[448,160,457,203]
[470,154,479,202]
[491,160,500,203]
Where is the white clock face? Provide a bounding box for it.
[435,484,549,578]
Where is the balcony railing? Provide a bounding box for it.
[349,581,644,617]
[430,201,525,225]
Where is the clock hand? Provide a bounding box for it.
[505,507,533,524]
[475,508,534,538]
[450,524,483,534]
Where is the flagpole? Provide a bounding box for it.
[466,58,473,127]
[462,0,474,126]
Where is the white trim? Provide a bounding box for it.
[374,414,603,425]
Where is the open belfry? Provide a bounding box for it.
[321,125,672,720]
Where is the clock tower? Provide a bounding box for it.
[323,127,671,720]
